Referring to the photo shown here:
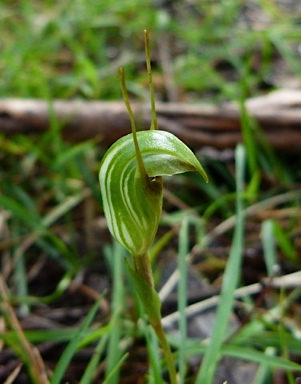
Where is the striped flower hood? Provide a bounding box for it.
[99,130,207,256]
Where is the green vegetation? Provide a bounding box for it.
[1,1,301,383]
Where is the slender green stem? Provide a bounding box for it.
[144,30,158,131]
[132,253,177,384]
[133,254,154,289]
[119,66,148,180]
[151,320,178,384]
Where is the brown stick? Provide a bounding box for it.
[0,276,49,384]
[1,89,301,151]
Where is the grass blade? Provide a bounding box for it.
[103,242,126,384]
[178,217,189,382]
[103,353,129,384]
[79,335,108,384]
[51,295,104,384]
[261,219,277,277]
[195,144,246,383]
[146,327,164,384]
[222,344,301,372]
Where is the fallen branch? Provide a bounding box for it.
[1,89,301,151]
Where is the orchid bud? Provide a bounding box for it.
[99,129,207,256]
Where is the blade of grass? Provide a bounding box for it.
[195,144,246,383]
[178,216,189,382]
[14,250,29,316]
[186,341,301,372]
[140,321,164,384]
[103,241,126,384]
[103,353,129,384]
[272,221,296,261]
[1,328,79,344]
[51,294,104,384]
[261,219,277,277]
[77,323,111,350]
[252,346,275,384]
[237,56,258,176]
[79,334,109,384]
[174,333,301,372]
[235,328,301,355]
[222,344,301,372]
